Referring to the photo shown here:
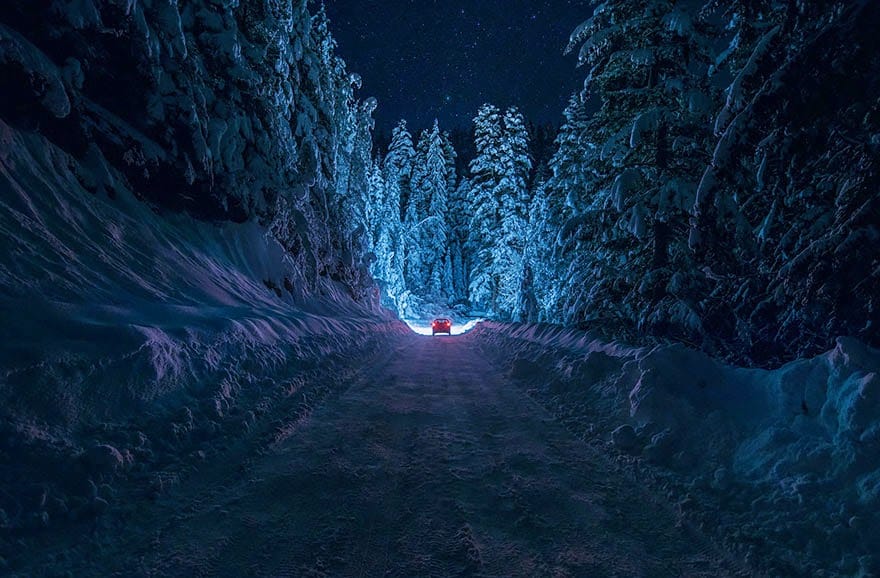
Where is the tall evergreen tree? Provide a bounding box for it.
[383,121,421,297]
[384,120,416,221]
[441,131,459,192]
[493,107,533,318]
[529,96,591,322]
[560,0,715,338]
[524,164,563,322]
[449,178,472,302]
[366,159,385,248]
[693,0,880,361]
[344,97,377,238]
[420,121,452,298]
[369,156,408,311]
[467,104,505,312]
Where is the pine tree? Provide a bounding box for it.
[383,121,418,299]
[441,131,459,192]
[414,121,451,298]
[493,107,533,319]
[340,97,376,238]
[548,94,593,214]
[449,178,472,303]
[692,0,880,361]
[403,184,423,294]
[561,0,715,339]
[385,120,416,221]
[524,164,564,321]
[467,104,504,313]
[405,128,430,292]
[528,95,593,322]
[366,159,385,249]
[368,155,408,311]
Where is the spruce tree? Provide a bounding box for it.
[421,121,452,298]
[449,178,472,303]
[384,120,416,221]
[441,132,459,193]
[525,164,564,322]
[562,0,715,338]
[493,107,533,318]
[467,104,504,313]
[694,1,880,361]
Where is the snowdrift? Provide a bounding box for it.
[0,120,406,538]
[477,322,880,577]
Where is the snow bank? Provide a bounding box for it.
[0,119,401,420]
[476,322,880,577]
[0,121,407,541]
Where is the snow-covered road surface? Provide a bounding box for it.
[52,331,744,577]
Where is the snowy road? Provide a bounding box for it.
[62,331,743,577]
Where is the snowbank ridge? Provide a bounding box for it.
[477,322,880,577]
[0,120,406,551]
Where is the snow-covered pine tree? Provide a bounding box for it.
[367,153,407,311]
[386,175,408,307]
[441,131,459,193]
[561,0,715,340]
[694,0,880,362]
[467,104,504,313]
[345,97,378,237]
[403,184,423,295]
[366,159,386,252]
[303,6,377,294]
[493,107,533,319]
[385,120,416,221]
[405,127,431,292]
[436,132,466,303]
[524,164,563,322]
[544,93,624,331]
[529,95,591,322]
[379,121,416,310]
[308,3,342,191]
[548,94,593,215]
[449,178,472,303]
[419,121,452,299]
[326,94,377,297]
[381,121,420,296]
[687,0,787,356]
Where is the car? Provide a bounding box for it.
[431,318,452,335]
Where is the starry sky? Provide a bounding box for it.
[324,1,591,134]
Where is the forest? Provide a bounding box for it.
[3,1,875,366]
[358,0,879,366]
[1,1,879,576]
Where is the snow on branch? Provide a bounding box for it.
[715,25,781,135]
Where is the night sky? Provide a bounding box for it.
[324,1,591,134]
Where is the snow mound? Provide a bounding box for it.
[476,321,880,577]
[0,121,407,542]
[0,120,400,424]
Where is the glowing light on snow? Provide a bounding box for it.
[404,318,484,336]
